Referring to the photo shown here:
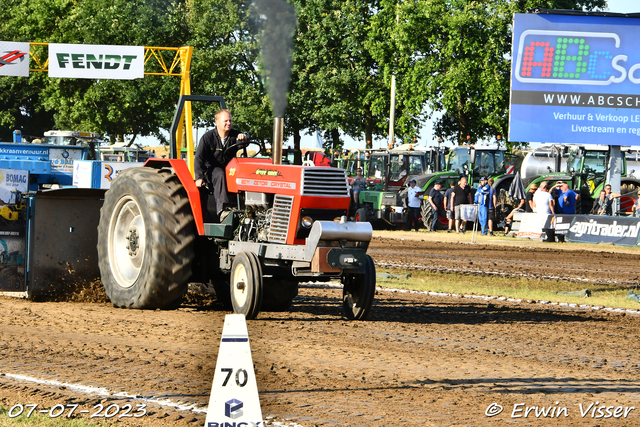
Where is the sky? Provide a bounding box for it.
[140,0,640,150]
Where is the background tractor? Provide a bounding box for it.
[523,145,640,215]
[413,143,523,230]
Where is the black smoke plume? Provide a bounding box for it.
[252,0,297,118]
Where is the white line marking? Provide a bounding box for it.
[2,373,208,413]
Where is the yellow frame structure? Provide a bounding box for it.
[28,43,198,175]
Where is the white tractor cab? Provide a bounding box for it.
[42,130,101,160]
[97,142,153,163]
[42,130,101,147]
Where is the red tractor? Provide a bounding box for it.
[96,96,376,320]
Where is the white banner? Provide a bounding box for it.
[49,43,144,80]
[0,169,28,203]
[0,42,30,77]
[517,213,552,239]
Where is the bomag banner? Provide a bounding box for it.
[0,169,28,293]
[555,214,640,246]
[49,43,144,80]
[509,13,640,145]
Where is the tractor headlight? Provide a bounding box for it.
[301,216,314,228]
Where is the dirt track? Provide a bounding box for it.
[1,232,640,426]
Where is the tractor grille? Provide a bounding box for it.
[301,168,349,196]
[268,194,294,243]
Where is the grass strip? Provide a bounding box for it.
[376,267,640,311]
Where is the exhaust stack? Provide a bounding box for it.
[272,117,283,165]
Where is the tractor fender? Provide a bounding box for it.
[492,174,514,193]
[144,158,204,235]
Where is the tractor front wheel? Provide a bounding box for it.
[97,167,196,309]
[342,254,376,320]
[230,252,263,319]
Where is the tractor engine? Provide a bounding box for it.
[226,157,352,246]
[236,192,274,243]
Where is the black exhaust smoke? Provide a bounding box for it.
[252,0,297,164]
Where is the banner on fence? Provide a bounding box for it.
[0,42,30,77]
[49,43,144,80]
[555,214,640,246]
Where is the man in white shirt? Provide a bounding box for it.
[532,181,555,214]
[407,179,423,231]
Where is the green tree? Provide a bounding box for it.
[291,0,396,153]
[0,0,191,143]
[372,0,606,148]
[186,0,273,142]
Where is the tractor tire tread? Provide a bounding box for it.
[97,167,196,309]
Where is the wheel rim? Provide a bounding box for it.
[232,262,249,307]
[108,195,146,289]
[344,289,358,310]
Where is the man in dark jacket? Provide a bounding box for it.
[451,177,472,233]
[427,181,443,231]
[194,109,246,217]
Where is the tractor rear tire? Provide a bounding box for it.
[354,208,367,222]
[342,254,376,320]
[97,167,196,309]
[230,252,263,319]
[420,200,444,230]
[495,202,513,228]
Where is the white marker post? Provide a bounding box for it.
[204,314,264,427]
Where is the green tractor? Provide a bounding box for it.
[408,144,522,229]
[347,150,406,227]
[523,145,640,215]
[350,144,457,228]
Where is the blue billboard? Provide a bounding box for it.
[509,13,640,146]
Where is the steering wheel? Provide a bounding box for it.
[222,140,265,159]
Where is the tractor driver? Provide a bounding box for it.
[194,109,247,219]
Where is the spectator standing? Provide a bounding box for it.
[351,167,366,207]
[600,184,621,216]
[407,179,423,231]
[525,183,537,213]
[595,190,608,215]
[533,181,555,214]
[427,181,444,232]
[443,181,456,233]
[474,177,491,235]
[558,182,579,214]
[552,181,564,213]
[487,177,497,236]
[451,177,471,233]
[633,193,640,217]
